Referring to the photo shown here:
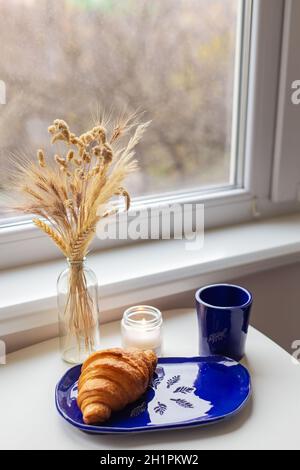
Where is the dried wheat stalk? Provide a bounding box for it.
[10,115,150,353]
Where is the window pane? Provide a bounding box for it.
[0,0,239,219]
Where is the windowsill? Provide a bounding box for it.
[1,212,300,337]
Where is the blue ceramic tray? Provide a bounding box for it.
[55,356,251,434]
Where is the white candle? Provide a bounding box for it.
[121,306,163,355]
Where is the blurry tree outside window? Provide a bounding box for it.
[0,0,239,218]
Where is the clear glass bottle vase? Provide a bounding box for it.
[57,258,100,364]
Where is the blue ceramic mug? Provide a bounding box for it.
[195,284,253,361]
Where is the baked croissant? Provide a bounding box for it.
[77,348,157,424]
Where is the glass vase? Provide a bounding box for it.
[57,258,100,364]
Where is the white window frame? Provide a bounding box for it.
[0,0,299,270]
[272,0,300,202]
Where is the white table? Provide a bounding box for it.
[1,309,299,450]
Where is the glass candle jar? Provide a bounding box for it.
[121,305,163,355]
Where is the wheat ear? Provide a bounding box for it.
[33,218,67,255]
[71,224,97,259]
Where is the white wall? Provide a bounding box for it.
[157,263,300,354]
[5,262,300,354]
[232,263,300,353]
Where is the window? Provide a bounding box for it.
[0,0,240,214]
[0,0,299,269]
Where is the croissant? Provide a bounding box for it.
[77,348,157,424]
